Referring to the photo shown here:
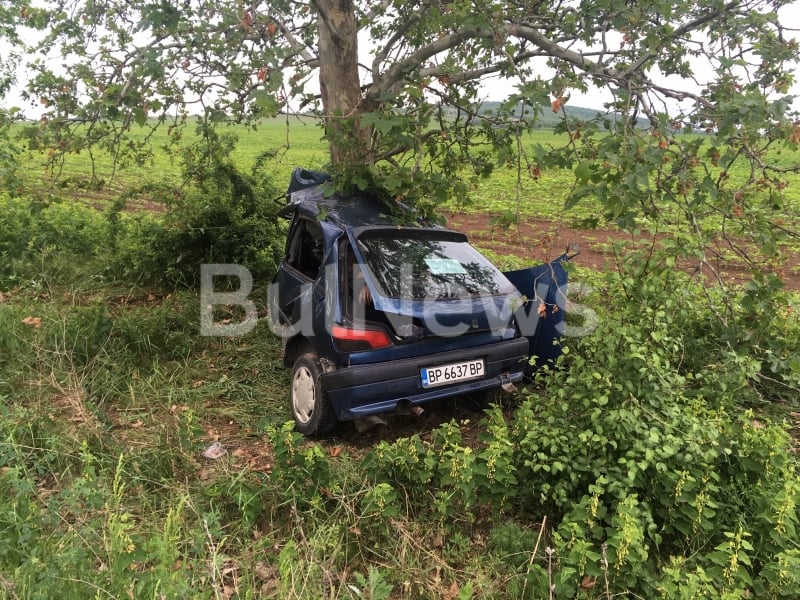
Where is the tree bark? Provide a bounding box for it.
[316,0,371,166]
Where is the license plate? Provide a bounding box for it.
[420,359,485,388]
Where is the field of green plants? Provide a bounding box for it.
[1,118,799,599]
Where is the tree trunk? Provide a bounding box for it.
[316,0,372,166]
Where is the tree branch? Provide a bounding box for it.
[369,28,493,99]
[623,1,742,77]
[271,14,319,68]
[372,14,422,84]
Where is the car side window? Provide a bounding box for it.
[340,240,376,321]
[286,216,324,280]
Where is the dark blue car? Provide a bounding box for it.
[269,169,570,435]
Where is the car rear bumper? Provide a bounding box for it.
[320,337,529,421]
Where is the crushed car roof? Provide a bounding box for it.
[280,167,432,229]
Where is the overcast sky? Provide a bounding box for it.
[474,2,800,111]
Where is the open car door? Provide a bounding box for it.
[503,254,571,371]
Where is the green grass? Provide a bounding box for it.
[0,269,299,596]
[12,116,329,204]
[3,245,798,597]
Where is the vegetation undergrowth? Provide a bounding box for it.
[0,147,799,598]
[1,125,283,290]
[364,251,800,598]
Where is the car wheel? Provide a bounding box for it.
[290,353,337,435]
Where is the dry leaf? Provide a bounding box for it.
[537,302,547,319]
[254,561,276,581]
[130,420,144,428]
[240,11,252,32]
[551,96,563,112]
[580,575,596,589]
[202,442,227,459]
[444,580,460,600]
[329,446,342,458]
[789,122,800,144]
[22,316,42,328]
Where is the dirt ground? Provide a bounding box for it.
[443,211,800,290]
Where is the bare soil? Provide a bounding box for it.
[443,211,800,290]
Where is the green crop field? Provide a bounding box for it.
[14,116,800,230]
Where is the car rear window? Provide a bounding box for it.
[356,230,518,300]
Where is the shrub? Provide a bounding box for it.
[0,195,111,286]
[364,261,800,597]
[109,127,284,287]
[0,109,21,194]
[511,262,799,596]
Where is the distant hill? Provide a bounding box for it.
[477,101,649,129]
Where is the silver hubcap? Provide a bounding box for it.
[292,365,315,424]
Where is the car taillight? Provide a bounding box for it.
[331,324,393,352]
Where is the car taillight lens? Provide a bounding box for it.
[331,324,393,352]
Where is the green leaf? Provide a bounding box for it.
[574,160,593,183]
[133,107,147,127]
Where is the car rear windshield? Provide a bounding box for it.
[356,230,518,300]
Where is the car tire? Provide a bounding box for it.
[290,353,337,436]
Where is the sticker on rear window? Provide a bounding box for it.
[425,258,466,275]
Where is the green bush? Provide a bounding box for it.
[109,127,284,287]
[0,109,21,194]
[1,126,284,291]
[365,262,800,597]
[0,195,36,262]
[0,196,111,286]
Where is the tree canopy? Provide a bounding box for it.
[1,0,799,234]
